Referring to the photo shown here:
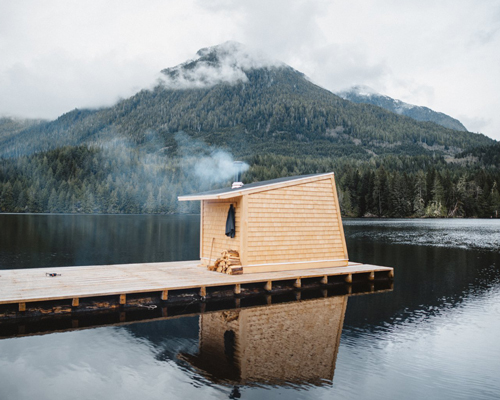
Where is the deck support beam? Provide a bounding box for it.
[0,261,393,318]
[234,284,241,295]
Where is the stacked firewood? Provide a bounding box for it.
[208,250,243,275]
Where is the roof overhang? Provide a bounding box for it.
[178,172,334,201]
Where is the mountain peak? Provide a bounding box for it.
[160,41,282,90]
[337,86,468,131]
[342,85,380,97]
[195,41,245,59]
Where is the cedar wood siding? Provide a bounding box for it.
[201,198,241,265]
[244,176,348,271]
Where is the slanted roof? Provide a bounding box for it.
[178,172,334,201]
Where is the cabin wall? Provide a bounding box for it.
[201,198,241,265]
[244,176,348,272]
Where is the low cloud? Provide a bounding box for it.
[158,41,282,90]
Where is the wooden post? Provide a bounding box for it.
[19,302,26,312]
[368,271,375,281]
[388,269,394,279]
[294,278,301,288]
[240,195,249,267]
[200,286,207,298]
[120,311,126,322]
[264,281,272,291]
[322,289,328,297]
[266,294,272,305]
[321,275,328,284]
[162,307,168,318]
[119,294,126,305]
[331,175,349,262]
[208,238,215,268]
[200,201,204,260]
[234,284,241,295]
[345,274,352,284]
[235,298,241,308]
[72,298,79,307]
[161,290,169,301]
[295,291,301,301]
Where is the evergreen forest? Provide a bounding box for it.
[1,140,499,218]
[1,44,499,218]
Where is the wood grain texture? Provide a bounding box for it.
[0,261,392,305]
[244,176,348,268]
[201,198,241,265]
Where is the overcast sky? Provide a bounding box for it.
[1,0,499,140]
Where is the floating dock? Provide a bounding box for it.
[0,260,393,319]
[0,267,393,339]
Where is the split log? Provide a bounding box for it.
[209,249,243,274]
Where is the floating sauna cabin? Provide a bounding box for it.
[178,172,349,274]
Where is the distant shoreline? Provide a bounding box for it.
[1,212,498,219]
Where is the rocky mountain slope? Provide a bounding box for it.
[337,85,467,132]
[0,42,491,160]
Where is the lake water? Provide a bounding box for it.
[0,215,499,399]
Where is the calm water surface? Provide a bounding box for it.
[0,215,499,399]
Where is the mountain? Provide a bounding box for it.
[337,85,468,132]
[0,41,492,160]
[0,117,45,141]
[0,42,499,218]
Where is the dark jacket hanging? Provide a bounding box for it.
[225,204,236,238]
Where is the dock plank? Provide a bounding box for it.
[0,260,393,305]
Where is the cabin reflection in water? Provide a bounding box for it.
[180,296,347,387]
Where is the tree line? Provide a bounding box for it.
[1,144,499,218]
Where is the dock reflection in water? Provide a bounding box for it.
[0,284,390,399]
[180,295,347,388]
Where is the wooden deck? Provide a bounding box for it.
[0,261,393,310]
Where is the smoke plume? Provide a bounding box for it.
[175,131,249,187]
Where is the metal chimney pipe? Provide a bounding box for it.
[232,161,244,189]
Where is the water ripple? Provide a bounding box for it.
[345,218,500,251]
